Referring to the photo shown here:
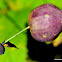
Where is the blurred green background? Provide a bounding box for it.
[0,0,62,62]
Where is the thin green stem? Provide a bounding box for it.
[5,26,30,43]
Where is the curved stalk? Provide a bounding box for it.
[5,26,30,43]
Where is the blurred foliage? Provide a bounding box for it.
[0,0,62,62]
